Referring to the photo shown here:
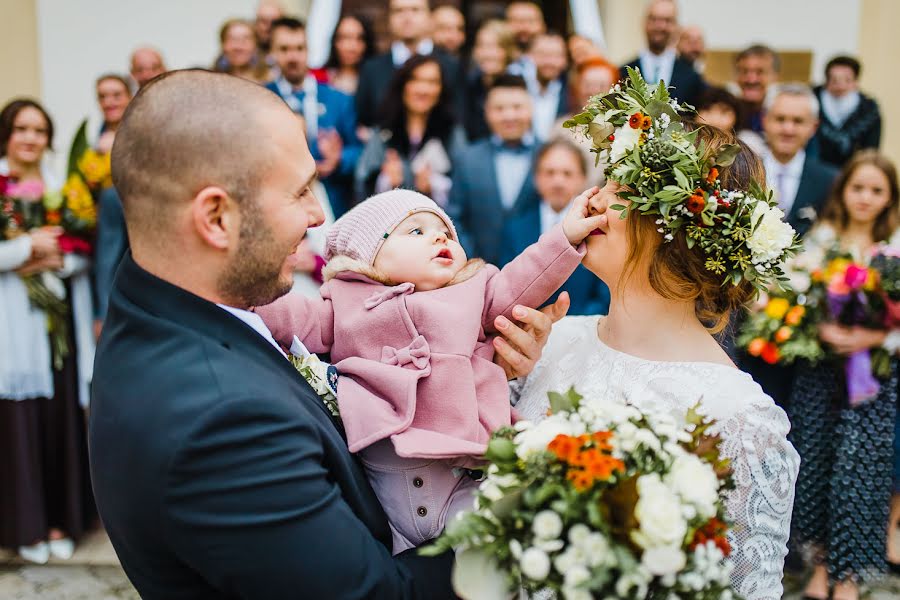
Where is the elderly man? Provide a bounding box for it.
[732,44,780,133]
[676,25,705,71]
[89,69,561,599]
[129,47,166,89]
[621,0,704,106]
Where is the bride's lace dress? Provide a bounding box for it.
[516,316,800,600]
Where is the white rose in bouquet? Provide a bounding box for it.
[666,453,720,520]
[632,473,687,548]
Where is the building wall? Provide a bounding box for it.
[0,0,42,104]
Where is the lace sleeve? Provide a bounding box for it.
[716,394,800,600]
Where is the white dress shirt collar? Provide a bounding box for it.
[638,47,677,85]
[217,304,286,357]
[391,39,435,66]
[764,149,806,214]
[539,201,570,234]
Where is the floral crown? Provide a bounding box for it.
[564,67,799,292]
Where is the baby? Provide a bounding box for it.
[256,187,603,553]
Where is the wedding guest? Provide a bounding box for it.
[567,35,602,69]
[431,5,466,56]
[95,74,132,154]
[355,54,465,206]
[622,0,705,106]
[500,139,610,315]
[676,24,706,72]
[732,44,779,134]
[811,56,882,168]
[695,86,766,155]
[742,85,838,410]
[526,32,569,141]
[92,75,133,335]
[763,84,837,237]
[550,56,619,188]
[89,70,557,598]
[461,19,516,141]
[355,0,460,129]
[0,99,95,565]
[789,150,900,600]
[213,18,272,84]
[266,17,361,217]
[504,1,545,63]
[254,0,283,57]
[129,46,166,90]
[447,74,539,266]
[311,15,376,96]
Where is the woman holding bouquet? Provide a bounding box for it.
[788,150,900,600]
[0,99,95,564]
[512,71,800,599]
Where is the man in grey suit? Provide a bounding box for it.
[447,74,540,266]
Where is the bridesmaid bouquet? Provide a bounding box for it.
[737,294,823,366]
[421,388,739,600]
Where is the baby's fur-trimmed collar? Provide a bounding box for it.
[323,254,486,288]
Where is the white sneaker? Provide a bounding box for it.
[18,541,49,564]
[48,537,75,560]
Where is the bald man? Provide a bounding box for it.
[621,0,705,105]
[129,46,166,89]
[89,70,563,599]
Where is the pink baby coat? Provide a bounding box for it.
[256,224,585,459]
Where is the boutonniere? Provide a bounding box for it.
[797,206,817,222]
[289,336,339,417]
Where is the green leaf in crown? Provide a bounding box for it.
[564,67,801,294]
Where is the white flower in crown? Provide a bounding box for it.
[746,200,795,265]
[609,124,642,163]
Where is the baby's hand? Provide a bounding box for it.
[562,186,607,246]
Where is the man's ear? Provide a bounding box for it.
[191,186,237,250]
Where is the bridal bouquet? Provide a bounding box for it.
[421,388,738,600]
[737,294,823,366]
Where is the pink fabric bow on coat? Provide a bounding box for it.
[381,335,431,370]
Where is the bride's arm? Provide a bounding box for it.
[721,399,800,600]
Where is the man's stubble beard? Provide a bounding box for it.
[217,200,295,309]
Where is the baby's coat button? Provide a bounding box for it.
[413,477,424,488]
[416,506,428,517]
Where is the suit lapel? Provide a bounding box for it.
[788,161,814,224]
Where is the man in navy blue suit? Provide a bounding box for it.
[265,17,361,216]
[447,74,540,266]
[621,0,705,106]
[501,139,610,316]
[90,69,564,599]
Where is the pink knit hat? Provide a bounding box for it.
[325,189,459,265]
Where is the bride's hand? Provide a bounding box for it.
[493,292,570,380]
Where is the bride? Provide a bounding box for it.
[515,123,800,600]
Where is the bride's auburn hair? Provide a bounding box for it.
[621,124,763,333]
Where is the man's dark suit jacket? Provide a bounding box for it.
[621,56,705,106]
[446,138,540,266]
[500,206,610,316]
[740,155,839,410]
[89,254,454,599]
[93,186,128,320]
[355,48,460,128]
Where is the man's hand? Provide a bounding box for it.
[562,186,607,246]
[414,164,432,195]
[493,292,570,380]
[316,129,343,178]
[381,149,404,189]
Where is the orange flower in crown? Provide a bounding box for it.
[628,112,644,129]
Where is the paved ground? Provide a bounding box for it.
[1,530,899,598]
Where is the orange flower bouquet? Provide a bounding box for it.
[737,294,824,366]
[422,389,738,599]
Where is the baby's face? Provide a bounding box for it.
[373,212,467,291]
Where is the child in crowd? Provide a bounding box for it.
[256,187,603,553]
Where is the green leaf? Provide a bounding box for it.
[609,203,627,213]
[644,98,678,119]
[572,112,594,125]
[673,167,690,190]
[485,438,517,463]
[714,144,741,167]
[547,387,583,414]
[66,119,90,176]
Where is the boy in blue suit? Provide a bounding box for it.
[265,17,361,217]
